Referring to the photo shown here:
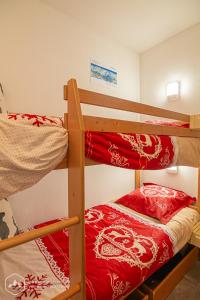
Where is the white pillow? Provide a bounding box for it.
[0,199,19,240]
[0,83,7,113]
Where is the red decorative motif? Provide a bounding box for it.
[116,183,196,224]
[7,113,62,127]
[32,204,174,300]
[14,274,52,300]
[85,122,188,170]
[95,225,158,269]
[108,272,130,300]
[34,219,70,285]
[85,131,175,170]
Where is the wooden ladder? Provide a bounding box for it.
[0,79,86,300]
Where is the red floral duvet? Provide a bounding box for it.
[33,203,175,300]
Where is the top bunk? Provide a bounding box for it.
[59,78,200,169]
[1,77,200,176]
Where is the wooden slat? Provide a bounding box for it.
[190,118,200,210]
[83,115,200,137]
[52,283,81,300]
[135,170,141,189]
[190,115,200,129]
[85,157,101,166]
[55,157,101,169]
[190,221,200,247]
[198,168,200,210]
[0,217,79,252]
[67,79,86,300]
[64,86,189,122]
[55,158,68,169]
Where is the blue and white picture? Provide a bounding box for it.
[90,61,117,86]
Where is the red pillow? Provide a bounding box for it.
[116,183,196,224]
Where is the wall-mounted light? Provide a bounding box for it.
[167,166,178,174]
[166,81,180,101]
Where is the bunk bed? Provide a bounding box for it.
[0,78,200,300]
[0,171,198,300]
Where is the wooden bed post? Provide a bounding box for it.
[67,79,86,299]
[190,115,200,211]
[197,168,200,210]
[135,170,141,189]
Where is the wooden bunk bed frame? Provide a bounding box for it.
[0,78,200,300]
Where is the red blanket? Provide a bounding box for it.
[34,204,174,300]
[85,122,189,170]
[85,131,175,169]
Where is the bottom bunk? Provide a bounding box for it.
[0,201,198,300]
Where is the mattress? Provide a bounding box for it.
[0,203,198,300]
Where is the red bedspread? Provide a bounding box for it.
[85,131,175,169]
[34,204,175,300]
[85,122,189,170]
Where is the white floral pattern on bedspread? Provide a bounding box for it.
[0,239,67,299]
[0,205,198,300]
[0,113,67,199]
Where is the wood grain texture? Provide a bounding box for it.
[67,79,86,300]
[198,168,200,209]
[135,171,141,189]
[83,115,200,137]
[0,217,79,252]
[141,247,198,300]
[64,85,189,122]
[55,157,101,169]
[190,115,200,129]
[52,283,81,300]
[190,118,200,210]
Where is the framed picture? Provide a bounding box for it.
[90,60,117,86]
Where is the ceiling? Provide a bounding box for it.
[42,0,200,53]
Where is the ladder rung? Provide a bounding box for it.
[0,216,80,252]
[52,283,81,300]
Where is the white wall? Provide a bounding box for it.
[140,24,200,197]
[0,0,140,228]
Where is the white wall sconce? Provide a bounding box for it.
[166,81,180,101]
[167,166,178,174]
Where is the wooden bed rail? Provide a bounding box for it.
[0,217,79,252]
[83,115,200,137]
[135,170,141,189]
[67,79,86,299]
[55,114,200,171]
[55,157,100,169]
[52,283,81,300]
[64,85,189,122]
